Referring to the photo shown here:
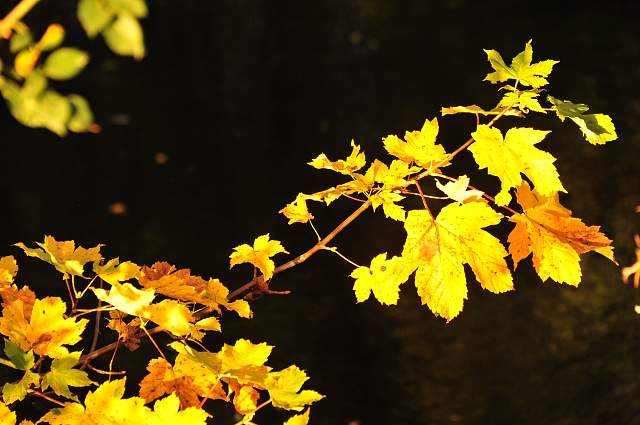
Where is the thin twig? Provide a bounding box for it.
[0,0,41,38]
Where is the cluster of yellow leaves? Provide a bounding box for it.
[37,379,210,425]
[156,339,324,423]
[9,237,251,342]
[278,42,618,322]
[1,236,321,423]
[280,118,442,225]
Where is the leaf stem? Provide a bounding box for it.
[29,389,65,406]
[227,199,371,301]
[0,0,41,38]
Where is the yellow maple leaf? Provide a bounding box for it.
[14,236,103,279]
[401,203,513,321]
[350,253,408,305]
[435,175,484,203]
[307,140,366,175]
[230,234,288,281]
[280,193,315,224]
[205,278,252,318]
[382,117,449,169]
[91,282,194,337]
[40,378,150,425]
[0,291,87,358]
[0,256,18,288]
[92,258,140,285]
[302,180,365,205]
[149,393,209,425]
[233,385,260,415]
[508,182,616,286]
[469,125,566,206]
[138,262,220,312]
[0,400,16,425]
[139,356,225,408]
[370,191,406,222]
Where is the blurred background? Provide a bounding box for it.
[2,0,640,423]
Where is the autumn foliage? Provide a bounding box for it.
[0,39,618,424]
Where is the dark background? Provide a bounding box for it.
[2,0,640,424]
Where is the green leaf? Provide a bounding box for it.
[547,96,617,145]
[107,0,148,18]
[169,342,223,375]
[41,352,96,402]
[42,47,90,80]
[78,0,114,38]
[266,366,324,411]
[10,31,33,53]
[38,90,73,136]
[67,94,95,133]
[2,371,39,404]
[3,339,34,370]
[284,408,311,425]
[102,13,146,60]
[484,41,559,88]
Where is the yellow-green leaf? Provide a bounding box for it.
[547,96,617,145]
[42,47,90,80]
[102,12,146,60]
[14,236,103,279]
[93,258,140,285]
[484,41,559,88]
[469,125,565,206]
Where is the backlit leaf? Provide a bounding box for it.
[102,12,146,60]
[383,117,449,169]
[548,96,617,144]
[67,94,95,133]
[2,371,39,404]
[484,41,559,88]
[230,234,288,281]
[308,140,366,175]
[148,393,209,425]
[77,0,113,38]
[508,182,616,285]
[93,258,140,285]
[41,351,95,402]
[3,339,34,370]
[401,203,513,321]
[0,256,18,288]
[441,104,524,117]
[280,193,314,224]
[266,366,324,411]
[14,236,103,279]
[350,253,408,305]
[42,48,89,80]
[36,24,65,51]
[0,295,88,358]
[435,175,484,203]
[469,125,565,205]
[284,408,311,425]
